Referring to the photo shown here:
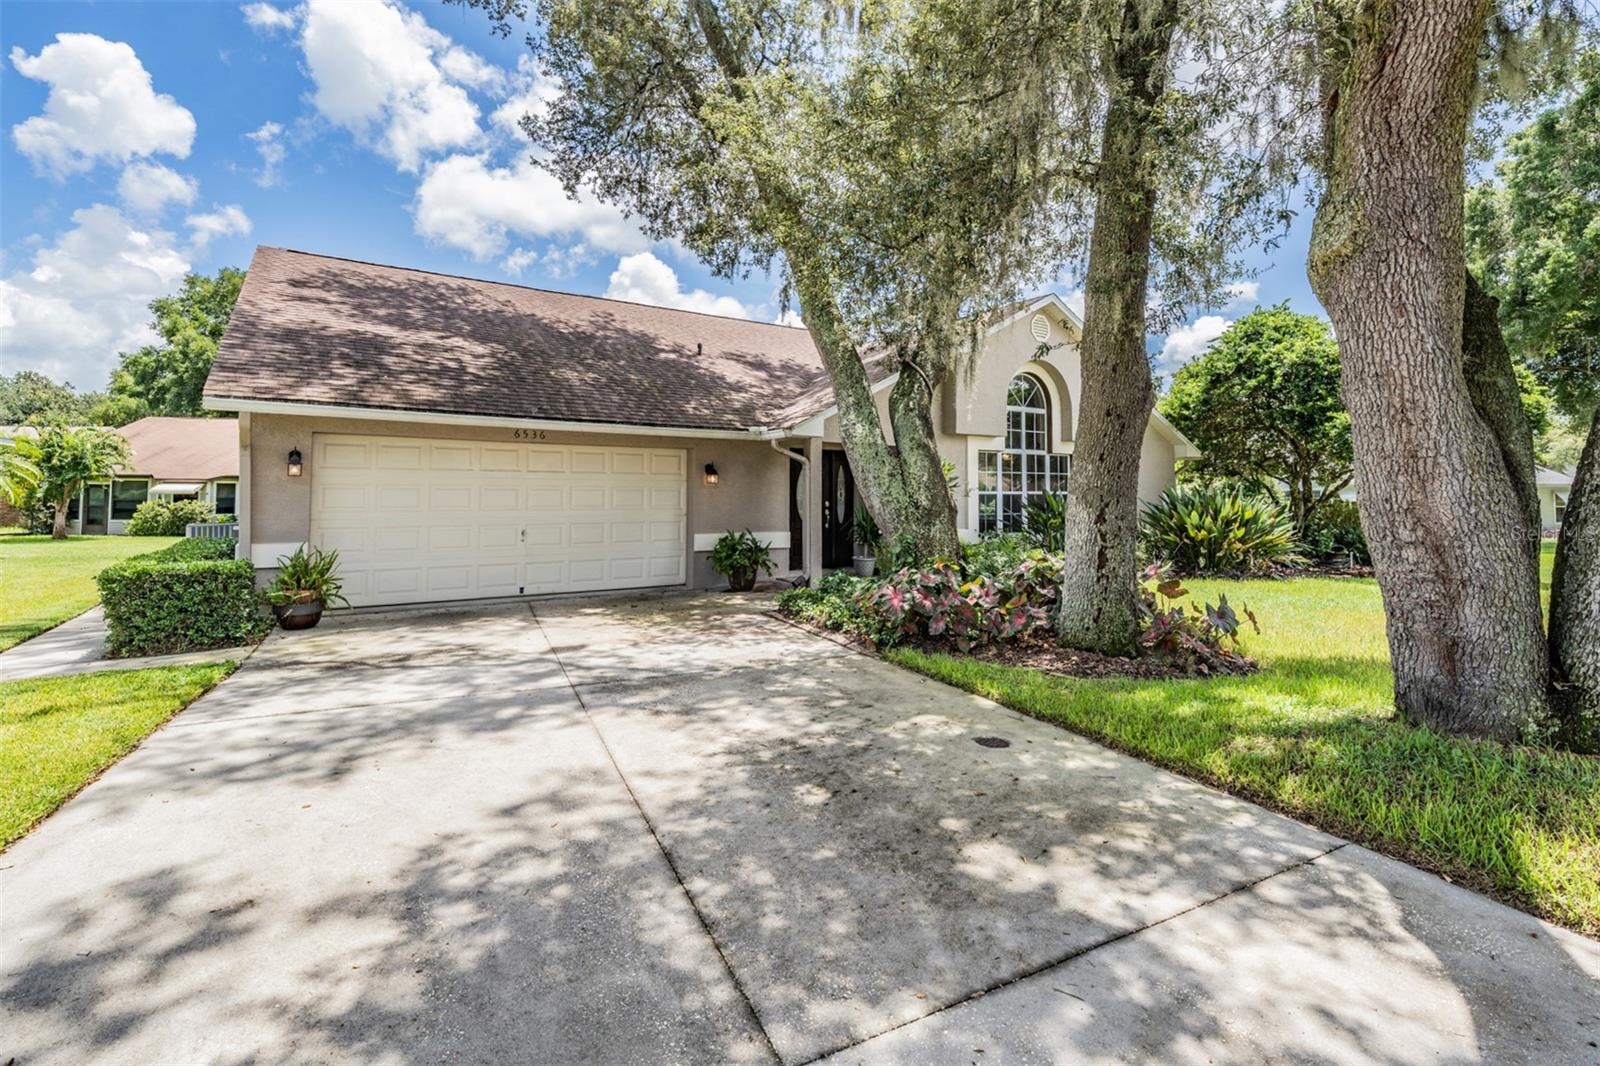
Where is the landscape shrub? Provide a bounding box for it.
[1021,493,1066,552]
[1137,565,1258,674]
[125,498,217,536]
[1302,499,1370,564]
[961,533,1035,580]
[97,538,266,656]
[1140,484,1298,573]
[860,562,1051,652]
[775,572,882,640]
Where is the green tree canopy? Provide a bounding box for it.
[0,371,94,425]
[1466,49,1600,425]
[1160,305,1350,534]
[107,267,245,418]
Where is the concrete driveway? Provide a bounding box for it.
[2,595,1597,1065]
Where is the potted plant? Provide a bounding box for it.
[851,505,881,578]
[709,529,774,592]
[265,544,349,629]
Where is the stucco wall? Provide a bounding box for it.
[245,412,793,589]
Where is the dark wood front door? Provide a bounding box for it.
[82,484,109,535]
[821,451,856,568]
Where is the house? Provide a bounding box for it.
[201,247,1196,608]
[3,417,238,534]
[1538,465,1574,530]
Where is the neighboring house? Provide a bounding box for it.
[3,417,239,535]
[202,247,1197,608]
[1537,465,1574,530]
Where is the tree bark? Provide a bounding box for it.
[1462,270,1540,548]
[1056,0,1177,656]
[52,493,68,540]
[1549,409,1600,751]
[1308,0,1550,741]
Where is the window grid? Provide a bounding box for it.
[977,375,1071,535]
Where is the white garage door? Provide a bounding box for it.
[310,434,687,607]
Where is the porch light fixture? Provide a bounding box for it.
[704,463,720,485]
[287,448,303,477]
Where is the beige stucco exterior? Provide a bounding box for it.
[228,295,1193,597]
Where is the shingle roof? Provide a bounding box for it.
[118,417,238,481]
[204,247,861,433]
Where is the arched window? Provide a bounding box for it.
[977,373,1071,535]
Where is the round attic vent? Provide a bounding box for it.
[1030,313,1051,343]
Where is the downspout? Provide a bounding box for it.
[770,437,812,581]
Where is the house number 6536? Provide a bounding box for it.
[513,428,548,440]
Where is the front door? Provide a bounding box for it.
[82,485,109,535]
[821,451,855,569]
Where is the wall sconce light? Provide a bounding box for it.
[703,462,720,485]
[287,448,303,477]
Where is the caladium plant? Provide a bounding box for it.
[1136,563,1260,674]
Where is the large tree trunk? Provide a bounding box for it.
[52,494,68,540]
[1549,409,1600,751]
[1307,0,1550,741]
[1056,0,1178,656]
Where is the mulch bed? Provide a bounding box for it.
[924,628,1237,680]
[1193,561,1375,580]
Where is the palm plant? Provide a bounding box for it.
[12,424,131,539]
[1140,485,1298,574]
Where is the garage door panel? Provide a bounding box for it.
[430,486,472,511]
[479,445,522,471]
[311,433,687,607]
[479,486,521,511]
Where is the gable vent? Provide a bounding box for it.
[1030,313,1052,343]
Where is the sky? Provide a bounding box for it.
[0,0,1325,396]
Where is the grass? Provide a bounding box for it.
[887,542,1599,937]
[0,663,235,848]
[0,534,180,652]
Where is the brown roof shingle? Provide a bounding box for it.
[204,247,855,432]
[117,416,238,481]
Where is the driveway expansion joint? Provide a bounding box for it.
[527,604,786,1065]
[795,840,1353,1066]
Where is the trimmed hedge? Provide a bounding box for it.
[97,537,268,657]
[126,498,217,536]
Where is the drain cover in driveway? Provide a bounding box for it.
[974,736,1011,749]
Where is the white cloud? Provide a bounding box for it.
[1159,314,1231,369]
[116,161,198,215]
[773,308,805,328]
[413,154,644,259]
[491,55,559,138]
[1224,281,1260,307]
[605,253,751,318]
[241,2,298,32]
[9,34,196,177]
[301,0,485,171]
[247,120,286,186]
[500,247,537,277]
[0,204,190,388]
[439,46,504,92]
[1062,288,1085,318]
[186,204,253,250]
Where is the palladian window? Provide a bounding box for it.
[977,373,1071,534]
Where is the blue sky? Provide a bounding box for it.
[1,0,1323,395]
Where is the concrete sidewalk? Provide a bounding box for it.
[1,594,1596,1064]
[0,606,254,681]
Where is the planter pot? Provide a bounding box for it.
[273,599,325,630]
[852,555,876,578]
[726,568,757,592]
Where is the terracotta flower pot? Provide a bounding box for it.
[273,599,325,630]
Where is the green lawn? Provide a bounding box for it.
[1,663,234,848]
[889,542,1599,936]
[0,534,180,652]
